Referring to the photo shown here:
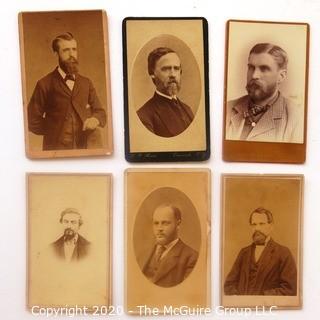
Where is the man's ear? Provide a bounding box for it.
[278,69,287,84]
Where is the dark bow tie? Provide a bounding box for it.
[64,74,75,82]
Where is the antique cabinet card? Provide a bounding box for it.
[221,174,303,309]
[123,18,210,162]
[27,173,112,310]
[19,10,113,159]
[223,20,309,163]
[125,169,211,314]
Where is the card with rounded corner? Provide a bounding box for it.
[123,18,210,162]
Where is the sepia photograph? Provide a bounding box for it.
[223,20,309,163]
[123,18,210,162]
[27,173,112,309]
[125,169,211,314]
[19,10,113,158]
[221,174,303,309]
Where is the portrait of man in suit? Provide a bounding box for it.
[27,32,106,150]
[224,207,297,296]
[226,43,302,143]
[51,208,90,262]
[137,47,194,137]
[141,204,198,287]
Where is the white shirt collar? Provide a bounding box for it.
[155,90,177,100]
[57,66,75,80]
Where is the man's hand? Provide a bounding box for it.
[83,117,100,131]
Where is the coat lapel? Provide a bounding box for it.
[152,240,183,283]
[54,69,72,97]
[229,98,248,139]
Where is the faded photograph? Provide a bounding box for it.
[138,203,199,287]
[27,174,112,308]
[221,174,303,309]
[126,170,210,313]
[225,21,308,144]
[19,11,113,158]
[137,47,194,137]
[224,207,296,296]
[50,208,91,262]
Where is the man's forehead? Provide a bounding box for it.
[63,212,80,220]
[153,206,175,220]
[248,52,277,66]
[156,52,181,66]
[58,39,77,49]
[251,212,269,223]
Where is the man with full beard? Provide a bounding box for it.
[226,43,302,143]
[137,47,194,137]
[51,208,90,262]
[27,32,106,150]
[224,207,297,296]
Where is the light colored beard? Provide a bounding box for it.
[246,80,277,104]
[59,57,79,75]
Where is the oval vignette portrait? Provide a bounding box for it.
[131,34,202,138]
[133,187,201,288]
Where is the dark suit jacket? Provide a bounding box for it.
[224,239,297,295]
[51,234,91,262]
[137,92,194,137]
[142,239,198,287]
[226,93,303,143]
[28,68,106,150]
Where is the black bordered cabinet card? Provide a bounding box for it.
[221,174,303,309]
[27,173,112,310]
[125,168,211,314]
[223,20,309,163]
[19,10,113,159]
[123,17,210,162]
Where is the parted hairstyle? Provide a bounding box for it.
[59,207,83,226]
[147,47,177,75]
[249,43,288,70]
[249,207,274,225]
[52,32,75,53]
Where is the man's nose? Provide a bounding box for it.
[252,68,261,79]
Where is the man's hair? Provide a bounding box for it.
[59,208,83,226]
[249,43,288,69]
[52,32,75,53]
[249,207,274,225]
[153,204,182,222]
[148,47,176,75]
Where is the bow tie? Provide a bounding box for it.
[64,74,75,82]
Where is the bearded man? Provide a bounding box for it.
[27,32,106,150]
[51,208,90,262]
[224,207,297,296]
[137,47,194,137]
[226,43,302,143]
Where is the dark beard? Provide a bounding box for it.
[64,228,76,241]
[246,80,277,103]
[59,57,79,75]
[252,230,267,245]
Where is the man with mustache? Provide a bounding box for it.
[137,47,194,137]
[224,207,297,295]
[226,43,302,142]
[28,32,106,150]
[51,208,90,262]
[142,204,198,287]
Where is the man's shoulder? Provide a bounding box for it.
[227,95,249,110]
[137,95,158,114]
[178,240,198,258]
[78,234,91,246]
[269,239,292,255]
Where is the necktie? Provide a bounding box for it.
[155,245,166,262]
[64,74,75,82]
